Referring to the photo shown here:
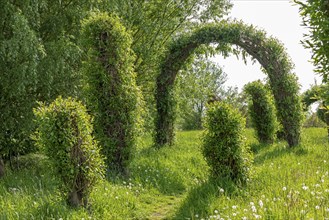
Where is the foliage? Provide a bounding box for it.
[175,56,228,130]
[301,84,329,128]
[295,0,329,81]
[244,80,278,144]
[0,0,95,163]
[296,0,329,138]
[202,102,253,185]
[33,96,105,207]
[81,12,140,174]
[155,21,303,147]
[99,0,232,81]
[301,84,322,110]
[0,1,43,160]
[35,0,95,102]
[303,111,327,127]
[97,0,232,131]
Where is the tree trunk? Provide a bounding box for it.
[0,157,5,178]
[67,187,87,208]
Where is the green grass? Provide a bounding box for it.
[0,128,328,219]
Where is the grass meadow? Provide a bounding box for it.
[0,128,328,219]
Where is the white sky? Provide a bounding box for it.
[213,0,321,93]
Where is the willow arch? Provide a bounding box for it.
[155,21,303,148]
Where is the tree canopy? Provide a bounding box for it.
[296,0,329,81]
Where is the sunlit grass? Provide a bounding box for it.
[0,128,328,219]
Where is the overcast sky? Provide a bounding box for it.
[213,0,320,92]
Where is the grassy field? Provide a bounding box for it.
[0,128,328,219]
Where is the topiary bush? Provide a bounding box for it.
[81,13,140,174]
[34,96,105,208]
[244,80,278,144]
[202,102,253,185]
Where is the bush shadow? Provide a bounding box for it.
[249,142,270,154]
[106,146,186,195]
[172,177,241,219]
[253,143,308,165]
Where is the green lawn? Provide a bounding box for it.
[0,128,328,219]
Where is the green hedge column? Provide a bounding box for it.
[245,81,278,144]
[81,13,139,174]
[202,102,253,185]
[34,97,104,208]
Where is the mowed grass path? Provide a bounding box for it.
[0,128,328,219]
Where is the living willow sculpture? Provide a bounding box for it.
[155,21,303,148]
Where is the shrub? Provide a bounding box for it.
[202,102,253,185]
[34,96,104,208]
[244,81,278,144]
[81,12,140,174]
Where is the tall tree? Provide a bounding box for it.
[36,0,94,102]
[0,1,42,163]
